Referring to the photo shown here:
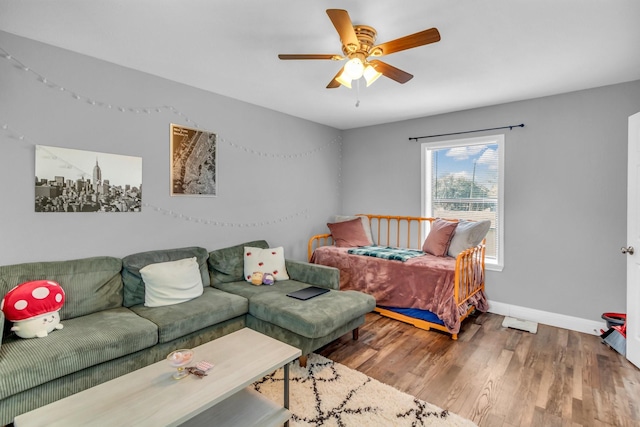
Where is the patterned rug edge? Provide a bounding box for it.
[253,353,477,427]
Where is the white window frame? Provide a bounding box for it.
[421,134,504,271]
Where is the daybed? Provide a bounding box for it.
[309,214,489,339]
[0,241,374,425]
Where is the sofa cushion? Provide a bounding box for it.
[218,280,375,339]
[0,310,4,350]
[140,257,204,307]
[214,278,296,300]
[284,259,340,290]
[247,315,365,357]
[251,286,375,339]
[130,287,248,343]
[208,240,269,284]
[243,246,289,282]
[0,256,123,322]
[122,247,210,307]
[0,307,157,400]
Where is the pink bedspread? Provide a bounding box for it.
[310,246,488,334]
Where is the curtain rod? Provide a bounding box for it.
[408,123,525,141]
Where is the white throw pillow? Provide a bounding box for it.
[140,257,204,307]
[333,215,374,245]
[447,220,491,257]
[244,246,290,282]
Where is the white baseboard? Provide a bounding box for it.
[487,300,606,336]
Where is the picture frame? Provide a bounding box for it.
[34,145,142,213]
[170,123,218,197]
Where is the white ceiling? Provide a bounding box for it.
[1,0,640,130]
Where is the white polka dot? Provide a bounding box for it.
[32,287,50,299]
[55,293,63,303]
[14,300,28,310]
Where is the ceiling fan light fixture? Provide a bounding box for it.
[336,70,352,88]
[363,64,382,87]
[278,9,440,89]
[344,57,365,80]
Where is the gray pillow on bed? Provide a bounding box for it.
[447,220,491,257]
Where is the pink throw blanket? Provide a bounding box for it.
[310,246,488,334]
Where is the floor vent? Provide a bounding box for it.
[502,316,538,334]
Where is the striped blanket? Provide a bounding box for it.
[347,245,426,262]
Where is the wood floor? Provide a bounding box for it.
[318,312,640,427]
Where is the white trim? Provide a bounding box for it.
[486,263,504,272]
[495,136,505,270]
[421,134,505,269]
[421,143,431,217]
[488,300,606,336]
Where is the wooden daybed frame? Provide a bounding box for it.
[308,214,486,339]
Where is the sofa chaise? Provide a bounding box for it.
[207,240,375,366]
[0,241,375,425]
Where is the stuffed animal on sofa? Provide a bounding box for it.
[250,271,264,286]
[1,280,65,338]
[262,273,275,285]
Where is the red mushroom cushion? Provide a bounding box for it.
[1,280,65,322]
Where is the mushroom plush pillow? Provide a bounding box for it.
[1,280,65,339]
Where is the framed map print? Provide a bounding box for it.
[170,124,217,197]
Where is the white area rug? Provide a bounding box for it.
[253,353,476,426]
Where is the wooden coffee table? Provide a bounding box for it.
[14,328,301,427]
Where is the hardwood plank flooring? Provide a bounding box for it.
[318,312,640,427]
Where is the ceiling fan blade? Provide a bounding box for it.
[326,67,345,89]
[326,9,359,49]
[278,54,344,60]
[371,28,440,57]
[369,60,413,84]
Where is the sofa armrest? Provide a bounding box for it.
[0,310,4,350]
[285,259,340,290]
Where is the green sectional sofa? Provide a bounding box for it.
[0,241,375,425]
[208,240,375,365]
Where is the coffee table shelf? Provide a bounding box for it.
[14,328,300,427]
[183,387,290,427]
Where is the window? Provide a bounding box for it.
[422,134,504,270]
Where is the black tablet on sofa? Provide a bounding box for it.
[286,286,330,300]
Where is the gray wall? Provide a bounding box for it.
[3,29,640,323]
[341,80,640,322]
[0,31,341,264]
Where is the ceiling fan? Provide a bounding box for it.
[278,9,441,89]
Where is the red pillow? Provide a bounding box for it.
[327,218,371,248]
[422,219,458,256]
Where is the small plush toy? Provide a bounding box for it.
[250,271,264,286]
[262,273,275,285]
[1,280,65,339]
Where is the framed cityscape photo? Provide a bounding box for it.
[35,145,142,212]
[170,123,217,197]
